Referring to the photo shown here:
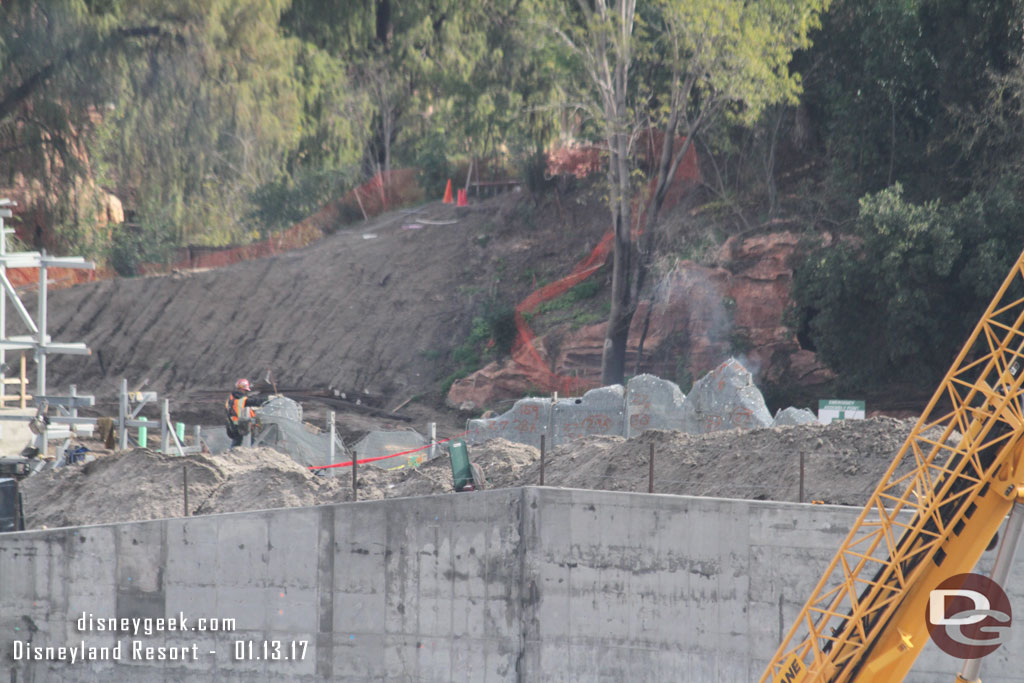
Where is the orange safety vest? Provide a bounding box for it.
[226,395,255,424]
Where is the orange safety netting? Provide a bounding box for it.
[508,136,701,394]
[511,229,615,395]
[338,168,424,219]
[6,267,109,290]
[1,170,426,287]
[137,169,424,275]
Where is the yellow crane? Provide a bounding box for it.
[762,249,1024,682]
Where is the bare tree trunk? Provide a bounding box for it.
[600,94,636,385]
[603,200,632,385]
[633,297,654,375]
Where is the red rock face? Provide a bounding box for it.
[448,230,834,411]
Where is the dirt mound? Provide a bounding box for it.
[352,417,916,506]
[18,418,917,530]
[498,416,914,505]
[353,438,539,500]
[193,449,349,514]
[20,447,348,529]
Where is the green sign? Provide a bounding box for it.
[818,399,866,425]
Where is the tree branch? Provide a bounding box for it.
[0,25,167,124]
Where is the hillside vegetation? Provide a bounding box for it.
[5,0,1024,393]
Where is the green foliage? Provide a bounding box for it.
[791,183,1024,389]
[795,0,1024,200]
[249,165,360,236]
[533,277,603,315]
[92,0,326,246]
[674,363,693,393]
[729,330,754,355]
[106,210,177,277]
[443,300,518,394]
[408,130,453,197]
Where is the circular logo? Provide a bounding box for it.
[926,573,1012,659]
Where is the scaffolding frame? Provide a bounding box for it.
[0,197,93,455]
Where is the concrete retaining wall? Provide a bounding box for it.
[2,489,1022,681]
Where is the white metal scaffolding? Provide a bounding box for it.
[0,197,94,454]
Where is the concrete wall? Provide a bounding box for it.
[2,489,1023,682]
[0,490,525,682]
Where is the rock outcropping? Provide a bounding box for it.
[449,229,833,411]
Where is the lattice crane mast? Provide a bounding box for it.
[762,249,1024,683]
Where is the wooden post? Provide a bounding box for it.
[118,378,128,451]
[161,399,170,454]
[648,443,655,494]
[539,435,546,486]
[328,411,336,466]
[183,464,189,516]
[352,452,358,502]
[430,422,437,461]
[19,353,26,408]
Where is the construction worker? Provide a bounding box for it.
[225,378,268,447]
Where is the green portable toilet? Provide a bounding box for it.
[449,439,473,492]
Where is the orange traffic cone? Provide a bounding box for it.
[457,188,468,207]
[442,179,453,204]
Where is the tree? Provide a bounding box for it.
[0,0,171,249]
[791,0,1024,204]
[0,0,370,253]
[791,183,1024,389]
[537,0,829,385]
[93,0,328,245]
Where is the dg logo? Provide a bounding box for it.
[926,573,1012,659]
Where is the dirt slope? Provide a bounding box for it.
[33,191,609,412]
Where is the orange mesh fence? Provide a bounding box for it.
[4,170,427,287]
[546,145,604,179]
[139,218,324,274]
[511,230,615,395]
[136,169,424,275]
[338,168,424,219]
[508,137,700,395]
[6,266,110,290]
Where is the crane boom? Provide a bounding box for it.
[762,248,1024,683]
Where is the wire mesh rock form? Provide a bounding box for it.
[679,358,773,434]
[771,406,817,426]
[257,396,303,423]
[254,397,347,473]
[467,359,798,448]
[352,430,428,469]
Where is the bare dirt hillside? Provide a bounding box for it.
[32,190,610,420]
[20,417,917,530]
